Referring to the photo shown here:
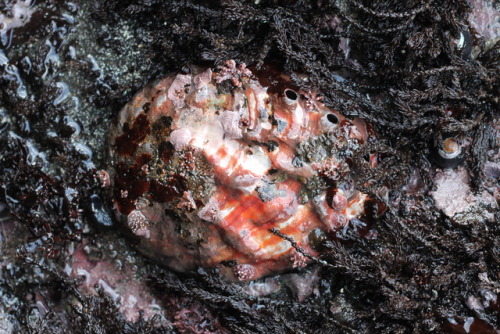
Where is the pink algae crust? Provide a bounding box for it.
[108,61,382,281]
[68,241,166,323]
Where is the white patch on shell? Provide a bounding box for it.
[219,110,243,139]
[193,68,212,89]
[190,121,224,152]
[169,128,192,150]
[243,146,272,176]
[197,197,220,222]
[167,74,192,111]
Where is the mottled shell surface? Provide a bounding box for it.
[108,62,379,281]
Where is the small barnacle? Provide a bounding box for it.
[432,136,465,169]
[440,137,462,159]
[127,210,150,239]
[233,264,258,281]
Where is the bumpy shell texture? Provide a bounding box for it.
[108,61,381,281]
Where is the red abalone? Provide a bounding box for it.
[108,61,381,281]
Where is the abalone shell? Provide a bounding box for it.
[108,61,380,281]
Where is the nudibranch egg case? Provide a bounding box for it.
[108,61,382,281]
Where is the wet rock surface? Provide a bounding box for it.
[0,0,498,333]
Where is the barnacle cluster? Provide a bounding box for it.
[108,62,384,280]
